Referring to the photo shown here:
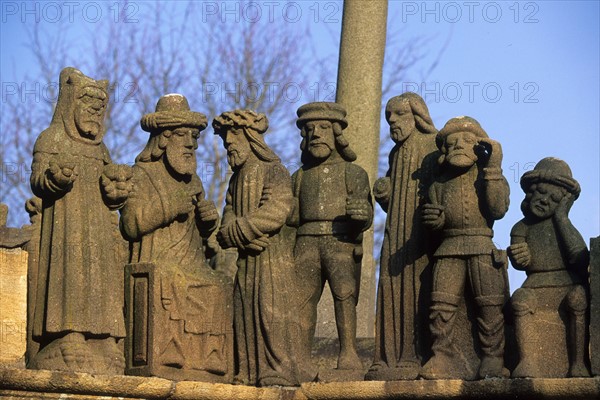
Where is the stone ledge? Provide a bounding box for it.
[1,368,599,400]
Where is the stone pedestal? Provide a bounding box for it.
[0,248,28,366]
[125,263,233,383]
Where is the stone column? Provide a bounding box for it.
[590,236,600,376]
[335,0,388,338]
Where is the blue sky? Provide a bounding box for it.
[1,1,599,291]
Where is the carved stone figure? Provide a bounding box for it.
[366,93,439,381]
[214,109,305,386]
[288,102,373,380]
[421,116,510,380]
[119,94,233,382]
[508,157,590,378]
[28,67,127,374]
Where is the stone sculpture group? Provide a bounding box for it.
[22,67,593,385]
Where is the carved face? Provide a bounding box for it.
[165,127,199,177]
[220,127,251,169]
[528,182,564,219]
[444,132,479,168]
[305,120,335,160]
[74,87,108,140]
[386,99,415,143]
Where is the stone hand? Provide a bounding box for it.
[422,203,445,230]
[48,155,78,189]
[216,225,234,249]
[346,198,371,222]
[477,137,503,168]
[173,190,195,217]
[196,198,219,222]
[245,235,269,252]
[101,164,133,204]
[554,192,574,221]
[507,242,531,268]
[373,177,391,202]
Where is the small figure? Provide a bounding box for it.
[367,93,439,381]
[119,94,232,382]
[29,67,128,374]
[289,102,373,379]
[421,116,510,380]
[508,157,590,378]
[214,109,305,386]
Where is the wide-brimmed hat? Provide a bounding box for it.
[140,94,207,133]
[520,157,580,197]
[436,116,488,150]
[296,102,348,129]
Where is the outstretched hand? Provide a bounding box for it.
[48,155,79,189]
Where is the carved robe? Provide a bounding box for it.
[223,159,302,386]
[30,126,125,339]
[372,132,438,373]
[120,161,231,373]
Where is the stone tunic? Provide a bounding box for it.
[372,133,438,373]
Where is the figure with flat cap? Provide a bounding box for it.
[421,116,510,380]
[29,67,129,374]
[214,109,306,386]
[119,94,232,382]
[509,157,590,378]
[366,92,440,381]
[289,102,373,379]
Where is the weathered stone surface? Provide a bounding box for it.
[120,94,233,383]
[0,248,28,366]
[591,236,600,376]
[508,158,590,378]
[289,102,373,380]
[28,67,126,374]
[367,93,439,381]
[335,0,388,339]
[213,110,306,386]
[421,117,510,380]
[1,368,599,400]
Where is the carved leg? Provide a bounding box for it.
[511,288,540,378]
[476,305,508,378]
[421,258,464,380]
[567,285,590,377]
[334,296,362,370]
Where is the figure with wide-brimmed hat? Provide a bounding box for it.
[421,116,510,380]
[119,94,233,382]
[508,157,590,378]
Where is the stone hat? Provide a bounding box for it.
[296,102,348,129]
[140,94,208,133]
[521,157,581,197]
[436,116,488,150]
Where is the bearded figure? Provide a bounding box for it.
[289,102,373,381]
[119,94,233,382]
[214,109,306,386]
[367,93,439,381]
[29,67,128,374]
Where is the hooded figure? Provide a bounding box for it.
[29,67,126,374]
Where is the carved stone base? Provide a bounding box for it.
[124,263,233,383]
[317,368,367,382]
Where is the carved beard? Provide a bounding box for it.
[308,142,333,160]
[390,125,412,143]
[226,146,249,169]
[74,107,104,140]
[165,145,197,177]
